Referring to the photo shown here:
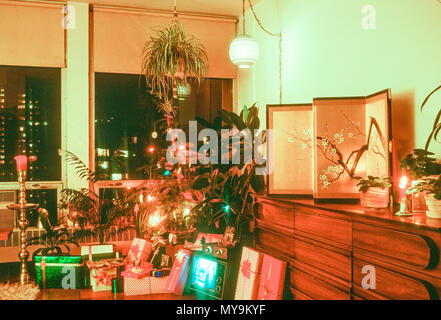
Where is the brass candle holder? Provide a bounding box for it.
[7,167,38,285]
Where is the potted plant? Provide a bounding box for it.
[29,209,84,289]
[400,149,441,179]
[29,209,79,258]
[191,104,266,244]
[141,19,208,101]
[408,175,441,219]
[58,152,134,246]
[356,176,392,209]
[400,149,441,211]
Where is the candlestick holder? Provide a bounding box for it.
[7,169,38,285]
[395,193,413,217]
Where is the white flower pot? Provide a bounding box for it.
[425,194,441,219]
[360,187,389,209]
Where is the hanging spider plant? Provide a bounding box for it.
[141,20,208,100]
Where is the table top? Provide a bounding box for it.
[252,194,441,232]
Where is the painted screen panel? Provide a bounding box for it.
[267,105,313,195]
[365,90,390,178]
[313,98,367,199]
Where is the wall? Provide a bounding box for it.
[236,0,441,159]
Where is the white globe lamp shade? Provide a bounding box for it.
[229,34,259,69]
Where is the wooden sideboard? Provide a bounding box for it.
[251,194,441,300]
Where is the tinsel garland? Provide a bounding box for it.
[0,282,40,300]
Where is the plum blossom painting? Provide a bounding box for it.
[267,104,314,195]
[313,89,391,199]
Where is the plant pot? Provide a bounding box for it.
[425,194,441,219]
[360,187,389,209]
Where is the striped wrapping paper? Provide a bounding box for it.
[234,247,264,300]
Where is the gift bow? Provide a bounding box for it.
[240,260,252,279]
[130,267,144,274]
[93,270,114,287]
[175,250,186,264]
[151,235,167,248]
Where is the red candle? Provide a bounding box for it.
[14,155,27,172]
[399,175,408,200]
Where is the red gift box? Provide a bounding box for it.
[126,238,152,265]
[257,254,287,300]
[165,249,191,295]
[234,247,264,300]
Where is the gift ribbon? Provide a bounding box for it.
[93,270,114,287]
[41,257,46,290]
[241,260,252,279]
[261,264,272,300]
[130,243,140,261]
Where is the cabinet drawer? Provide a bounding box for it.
[293,238,351,283]
[353,260,438,300]
[255,227,294,259]
[288,286,313,300]
[288,266,350,300]
[295,209,351,247]
[254,199,294,232]
[353,223,439,270]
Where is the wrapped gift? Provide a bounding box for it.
[81,244,115,261]
[257,254,287,300]
[87,258,124,292]
[122,268,169,296]
[150,245,165,269]
[234,247,264,300]
[126,238,152,265]
[165,249,191,295]
[34,255,85,289]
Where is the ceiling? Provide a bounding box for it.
[54,0,257,17]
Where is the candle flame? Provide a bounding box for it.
[399,175,408,189]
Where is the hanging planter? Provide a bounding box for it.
[141,18,208,102]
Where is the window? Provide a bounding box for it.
[0,66,61,227]
[0,66,61,182]
[94,73,233,181]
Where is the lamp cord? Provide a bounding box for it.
[242,0,246,33]
[247,0,283,104]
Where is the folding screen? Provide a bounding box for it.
[266,89,391,200]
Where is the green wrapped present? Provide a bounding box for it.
[34,255,85,289]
